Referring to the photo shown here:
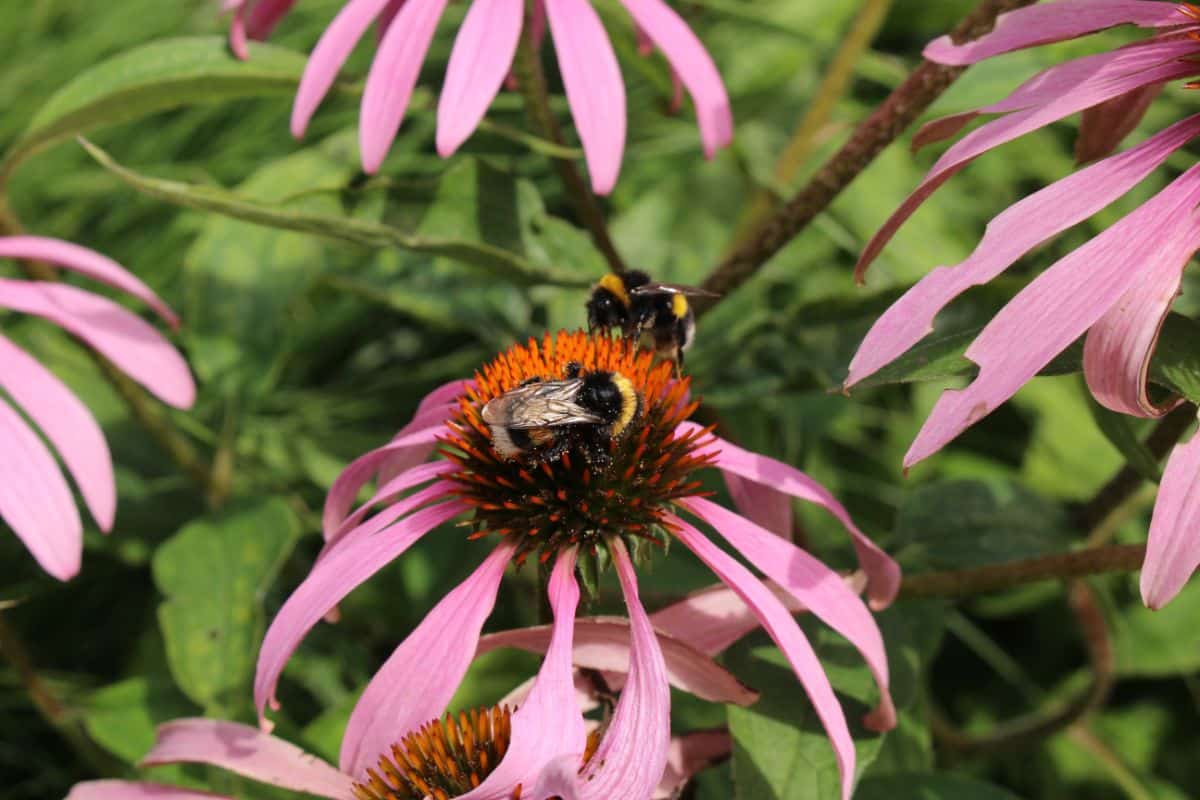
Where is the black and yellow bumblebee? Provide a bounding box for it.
[586,270,717,368]
[481,362,641,467]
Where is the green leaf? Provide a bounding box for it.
[1086,394,1161,483]
[2,37,316,178]
[153,498,300,713]
[855,774,1024,800]
[1150,313,1200,404]
[83,677,194,765]
[81,138,592,289]
[1112,577,1200,678]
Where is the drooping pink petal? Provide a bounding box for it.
[856,39,1200,280]
[680,422,900,609]
[476,615,758,705]
[924,0,1189,66]
[1141,419,1200,608]
[0,236,178,327]
[67,782,229,800]
[360,0,452,172]
[254,499,466,724]
[668,515,857,800]
[373,380,469,484]
[0,396,81,581]
[229,3,251,60]
[325,460,456,549]
[846,112,1200,388]
[436,0,524,157]
[617,0,733,157]
[682,496,894,731]
[141,719,352,799]
[724,470,792,539]
[906,164,1200,468]
[340,541,515,777]
[544,0,627,194]
[0,279,195,409]
[246,0,298,39]
[0,334,113,531]
[654,730,732,800]
[455,548,587,800]
[1076,82,1163,163]
[321,425,447,536]
[292,0,395,138]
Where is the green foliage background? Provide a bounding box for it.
[1,1,1198,798]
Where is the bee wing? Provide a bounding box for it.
[630,282,720,298]
[485,379,606,428]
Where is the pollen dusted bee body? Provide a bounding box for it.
[585,270,715,367]
[481,363,641,467]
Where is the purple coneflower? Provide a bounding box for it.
[226,0,733,194]
[846,0,1200,609]
[0,236,194,580]
[251,330,898,800]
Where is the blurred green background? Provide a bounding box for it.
[1,1,1198,798]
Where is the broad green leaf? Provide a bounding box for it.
[1150,313,1200,404]
[82,138,592,289]
[1086,395,1160,483]
[83,677,194,765]
[855,774,1024,800]
[153,498,300,713]
[1112,577,1200,677]
[848,327,977,391]
[2,37,316,178]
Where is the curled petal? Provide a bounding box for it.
[436,0,524,157]
[924,0,1190,66]
[0,396,80,579]
[724,470,792,539]
[360,0,452,172]
[682,496,894,731]
[669,515,857,800]
[0,279,194,409]
[1076,83,1163,163]
[545,0,626,194]
[377,0,406,40]
[325,460,456,549]
[67,782,228,800]
[141,719,351,799]
[341,541,515,776]
[906,164,1200,468]
[1141,420,1200,609]
[229,3,250,60]
[477,615,758,705]
[0,333,114,531]
[682,423,900,609]
[246,0,298,39]
[654,730,732,800]
[292,0,395,138]
[0,236,178,327]
[255,499,466,724]
[617,0,733,157]
[847,112,1200,388]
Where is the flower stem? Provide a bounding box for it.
[898,544,1146,600]
[513,17,627,274]
[695,0,1038,312]
[726,0,894,251]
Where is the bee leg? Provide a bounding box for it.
[674,346,685,377]
[579,430,613,471]
[536,435,572,467]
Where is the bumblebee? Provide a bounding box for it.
[481,363,641,466]
[585,270,717,367]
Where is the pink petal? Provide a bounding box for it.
[724,470,792,539]
[681,423,900,609]
[360,0,452,172]
[229,5,251,60]
[1141,419,1200,608]
[67,782,229,800]
[292,0,395,138]
[0,334,113,531]
[476,615,758,705]
[856,39,1199,280]
[141,719,351,799]
[682,496,895,731]
[436,0,524,157]
[340,541,515,776]
[654,730,732,800]
[254,498,465,724]
[0,279,195,409]
[1076,82,1163,163]
[377,0,406,41]
[906,164,1200,468]
[374,380,469,485]
[544,0,626,194]
[617,0,733,157]
[246,0,298,39]
[669,514,857,800]
[324,460,456,549]
[847,111,1200,388]
[0,236,179,327]
[924,0,1190,66]
[0,396,81,581]
[455,548,588,800]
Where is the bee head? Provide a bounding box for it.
[587,273,634,330]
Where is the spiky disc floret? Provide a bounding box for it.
[442,331,715,566]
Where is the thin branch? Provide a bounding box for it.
[697,0,1039,312]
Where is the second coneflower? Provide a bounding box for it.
[255,330,899,800]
